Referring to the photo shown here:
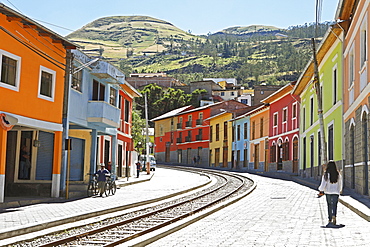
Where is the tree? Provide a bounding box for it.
[131,107,146,150]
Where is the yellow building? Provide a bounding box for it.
[208,111,233,168]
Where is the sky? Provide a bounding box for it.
[1,0,340,37]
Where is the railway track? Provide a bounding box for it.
[13,167,255,247]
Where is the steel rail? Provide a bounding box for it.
[28,168,252,247]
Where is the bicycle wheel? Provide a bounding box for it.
[104,182,109,197]
[93,181,99,195]
[110,181,117,195]
[87,181,94,197]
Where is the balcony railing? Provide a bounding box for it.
[177,123,182,129]
[176,137,182,143]
[87,101,120,128]
[185,121,192,128]
[185,136,191,142]
[196,119,202,126]
[196,135,202,141]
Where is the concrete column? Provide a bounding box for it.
[90,129,98,173]
[0,128,7,203]
[51,131,63,198]
[111,135,117,177]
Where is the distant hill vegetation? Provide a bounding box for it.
[67,16,332,87]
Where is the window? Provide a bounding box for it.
[71,66,83,92]
[244,122,248,139]
[221,92,225,96]
[216,124,220,141]
[328,125,334,160]
[231,92,235,96]
[237,124,241,141]
[109,87,117,106]
[223,121,228,140]
[252,121,255,139]
[310,97,314,126]
[348,50,355,87]
[0,50,21,91]
[118,95,122,109]
[283,108,287,122]
[210,126,213,142]
[260,117,264,137]
[273,113,278,135]
[333,67,337,105]
[361,25,367,67]
[92,80,105,101]
[124,99,130,122]
[273,113,278,126]
[292,103,298,129]
[38,66,56,101]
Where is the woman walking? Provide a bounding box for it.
[318,161,342,226]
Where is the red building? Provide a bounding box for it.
[261,82,300,173]
[153,100,248,166]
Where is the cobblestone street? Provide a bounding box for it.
[148,173,370,247]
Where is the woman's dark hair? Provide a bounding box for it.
[324,161,339,183]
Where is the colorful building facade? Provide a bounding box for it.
[262,83,300,173]
[337,0,370,195]
[0,4,76,202]
[292,26,343,179]
[248,104,270,171]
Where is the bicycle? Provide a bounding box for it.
[87,173,98,197]
[106,174,117,195]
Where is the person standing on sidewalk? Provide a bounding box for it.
[318,161,343,226]
[136,162,142,178]
[95,164,110,197]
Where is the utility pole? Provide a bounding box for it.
[311,38,328,171]
[144,93,150,175]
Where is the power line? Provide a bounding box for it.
[2,1,75,33]
[5,0,22,13]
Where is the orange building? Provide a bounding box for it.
[248,104,270,171]
[0,4,76,202]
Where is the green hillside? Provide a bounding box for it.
[67,16,331,86]
[67,16,202,61]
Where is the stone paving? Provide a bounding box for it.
[148,173,370,247]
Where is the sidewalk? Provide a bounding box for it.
[0,167,210,243]
[0,170,154,209]
[246,170,370,222]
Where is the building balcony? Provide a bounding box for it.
[87,101,120,128]
[196,135,202,141]
[185,136,191,142]
[176,137,182,143]
[185,121,192,128]
[196,119,202,126]
[177,123,182,129]
[90,60,125,84]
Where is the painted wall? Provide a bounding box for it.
[0,14,66,124]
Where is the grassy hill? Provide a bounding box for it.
[67,16,330,86]
[67,16,202,62]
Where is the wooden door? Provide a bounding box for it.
[293,137,298,173]
[254,144,259,169]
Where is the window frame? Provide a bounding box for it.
[38,65,56,101]
[109,86,117,106]
[71,65,83,92]
[0,49,21,91]
[332,65,338,105]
